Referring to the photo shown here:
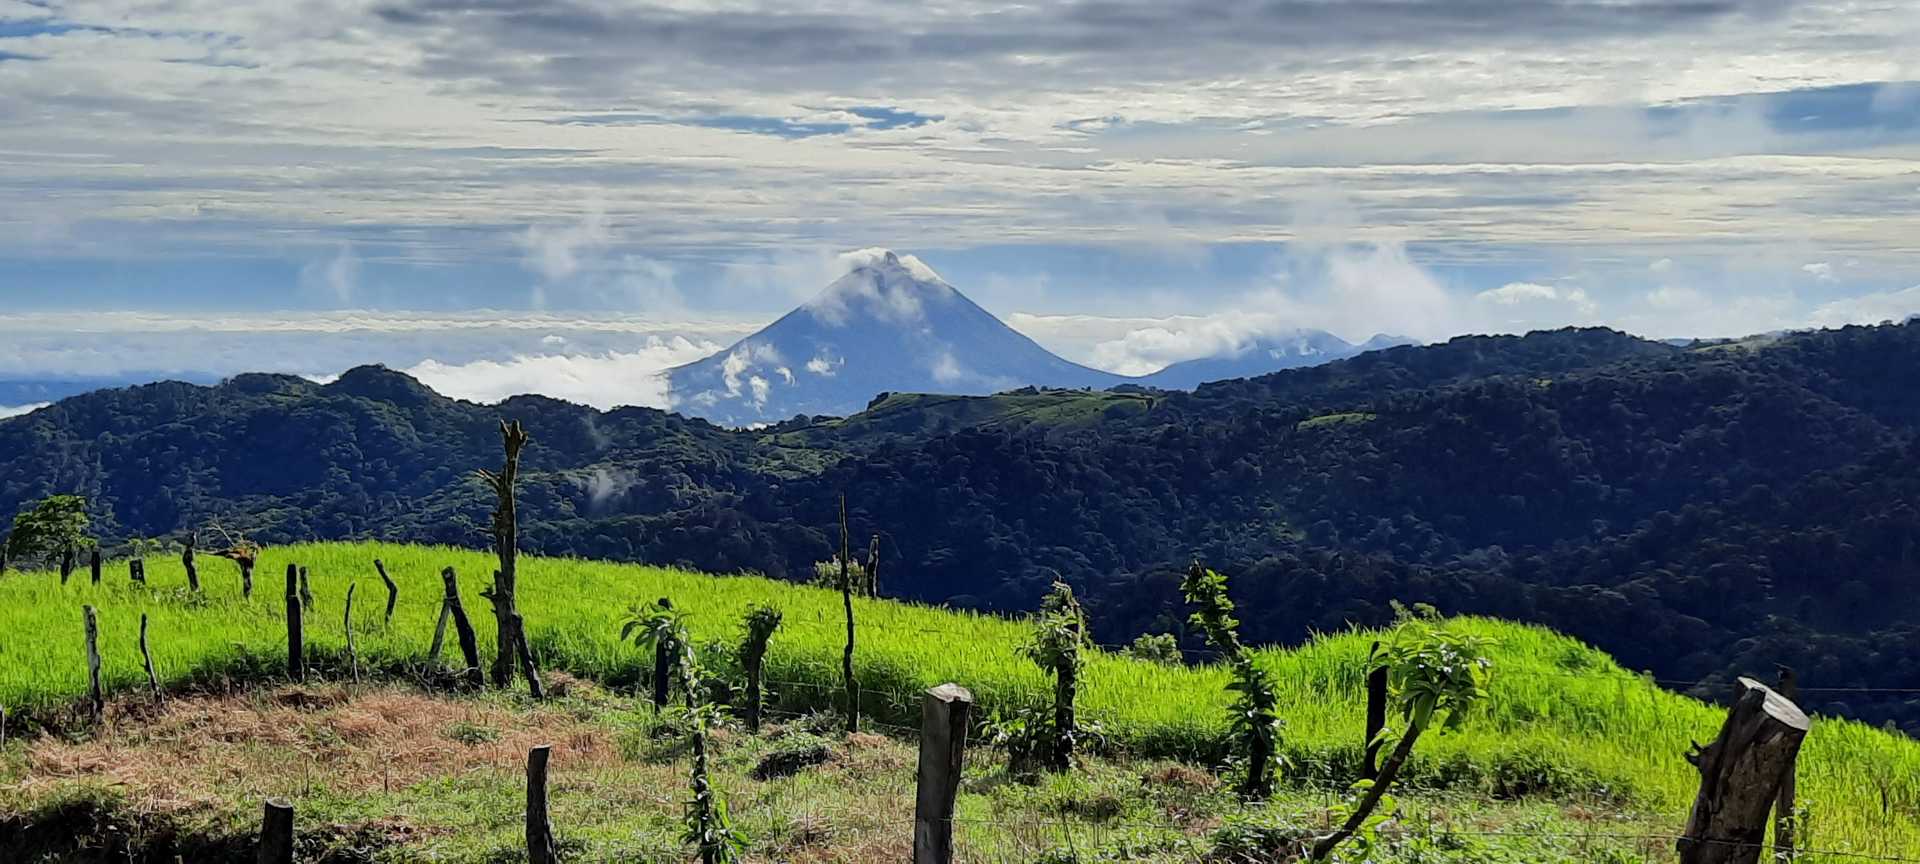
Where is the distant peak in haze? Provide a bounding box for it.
[804,248,959,327]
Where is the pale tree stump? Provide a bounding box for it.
[1678,676,1810,864]
[257,798,294,864]
[914,683,973,864]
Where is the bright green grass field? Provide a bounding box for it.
[3,542,1918,858]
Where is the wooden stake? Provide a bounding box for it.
[375,559,398,625]
[130,558,145,585]
[298,566,314,612]
[440,567,482,688]
[182,532,200,592]
[140,613,161,702]
[839,495,858,734]
[1773,666,1800,861]
[512,612,545,700]
[427,598,450,665]
[239,556,254,601]
[256,798,294,864]
[651,597,673,711]
[344,583,360,685]
[284,564,305,683]
[1678,677,1810,864]
[60,543,74,584]
[83,605,103,724]
[1364,641,1387,781]
[526,745,558,864]
[866,534,881,597]
[913,683,974,864]
[89,547,101,585]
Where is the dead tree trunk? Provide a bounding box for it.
[440,567,482,688]
[513,612,545,700]
[427,599,451,665]
[284,565,305,683]
[90,548,101,585]
[256,799,294,864]
[344,583,361,684]
[140,613,161,702]
[83,604,104,724]
[181,532,199,592]
[527,745,558,864]
[839,495,858,734]
[375,559,398,625]
[481,420,531,690]
[866,534,881,597]
[1677,677,1810,864]
[238,556,254,600]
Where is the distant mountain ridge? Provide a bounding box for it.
[1136,330,1413,390]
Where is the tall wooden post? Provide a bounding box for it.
[866,534,881,597]
[89,547,101,585]
[284,564,305,683]
[513,612,545,700]
[651,597,673,711]
[1364,641,1387,780]
[140,613,161,702]
[1678,677,1810,864]
[298,566,314,612]
[83,605,104,724]
[256,799,294,864]
[130,558,145,585]
[239,555,254,601]
[375,559,399,625]
[182,532,199,592]
[427,599,451,665]
[839,495,858,734]
[483,420,531,690]
[913,683,974,864]
[1773,666,1799,860]
[526,745,558,864]
[60,543,74,584]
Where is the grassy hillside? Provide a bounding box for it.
[3,542,1918,858]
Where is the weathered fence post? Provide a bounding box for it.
[1773,666,1800,861]
[527,745,558,864]
[344,583,361,685]
[60,543,75,584]
[375,559,398,625]
[298,566,314,612]
[140,613,161,702]
[427,598,451,665]
[866,534,881,597]
[130,558,145,585]
[257,798,294,864]
[1678,677,1810,864]
[284,564,305,683]
[83,605,104,724]
[512,612,545,700]
[839,495,859,734]
[239,554,254,600]
[440,567,482,688]
[1364,640,1387,780]
[182,532,200,592]
[651,597,674,711]
[914,683,973,864]
[90,547,101,585]
[482,420,531,691]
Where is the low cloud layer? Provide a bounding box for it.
[404,337,720,409]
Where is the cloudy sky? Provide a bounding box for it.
[3,0,1919,410]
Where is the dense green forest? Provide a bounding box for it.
[4,323,1919,732]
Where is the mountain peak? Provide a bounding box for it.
[804,248,958,328]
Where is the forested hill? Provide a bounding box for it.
[5,324,1920,731]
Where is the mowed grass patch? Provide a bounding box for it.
[1,542,1918,858]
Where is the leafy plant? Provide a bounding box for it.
[5,495,92,566]
[738,604,783,733]
[1310,607,1493,861]
[619,599,747,864]
[1181,562,1284,799]
[1124,633,1182,665]
[1020,581,1089,773]
[983,703,1055,782]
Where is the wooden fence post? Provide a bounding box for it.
[90,547,101,585]
[512,612,545,700]
[440,567,483,688]
[140,613,161,702]
[427,598,451,665]
[239,555,254,601]
[182,532,199,592]
[866,534,881,597]
[298,566,315,612]
[375,559,398,625]
[913,683,974,864]
[1678,677,1810,864]
[1364,641,1387,780]
[1773,666,1799,861]
[344,583,361,684]
[284,564,305,683]
[527,745,558,864]
[839,495,859,734]
[651,597,673,711]
[83,605,103,724]
[256,798,294,864]
[130,558,145,585]
[60,543,74,584]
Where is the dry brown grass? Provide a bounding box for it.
[18,684,618,817]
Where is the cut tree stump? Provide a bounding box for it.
[256,799,294,864]
[527,745,558,864]
[440,567,483,688]
[1677,676,1810,864]
[913,683,974,864]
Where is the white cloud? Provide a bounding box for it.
[0,403,49,419]
[804,354,840,376]
[1650,258,1674,274]
[1802,262,1837,283]
[1477,282,1560,304]
[1808,285,1920,328]
[299,244,360,305]
[402,336,720,409]
[519,206,612,284]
